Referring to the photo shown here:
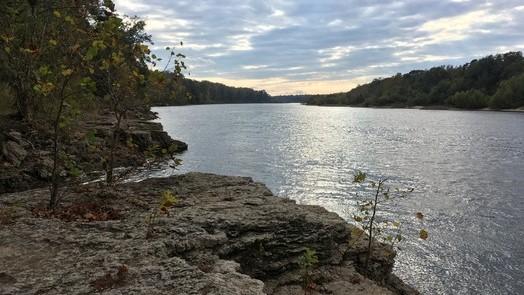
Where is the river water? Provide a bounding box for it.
[150,103,524,295]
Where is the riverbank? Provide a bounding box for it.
[0,172,417,294]
[303,103,524,113]
[0,110,187,194]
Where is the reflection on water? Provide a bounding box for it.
[149,103,524,295]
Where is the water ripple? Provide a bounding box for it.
[151,104,524,295]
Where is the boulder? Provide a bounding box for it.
[2,141,27,167]
[129,131,153,151]
[0,172,34,194]
[31,156,54,180]
[151,130,188,153]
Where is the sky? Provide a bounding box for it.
[113,0,524,95]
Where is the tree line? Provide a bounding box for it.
[148,75,271,105]
[306,52,524,109]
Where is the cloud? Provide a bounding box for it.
[114,0,524,95]
[415,9,513,46]
[243,65,269,70]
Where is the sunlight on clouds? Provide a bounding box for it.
[114,0,150,11]
[271,9,285,17]
[114,0,524,94]
[318,46,355,63]
[417,10,512,45]
[144,17,191,32]
[193,76,379,95]
[243,65,269,70]
[230,34,254,51]
[400,55,462,62]
[368,62,401,69]
[327,19,343,27]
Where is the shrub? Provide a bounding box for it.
[448,89,489,108]
[351,170,427,270]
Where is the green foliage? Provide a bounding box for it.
[419,228,428,240]
[148,77,271,106]
[0,0,188,206]
[489,73,524,109]
[299,248,319,269]
[299,248,318,294]
[350,171,424,271]
[353,170,366,183]
[448,89,489,108]
[307,52,524,109]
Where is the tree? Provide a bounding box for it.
[0,1,110,208]
[351,171,425,271]
[0,0,102,121]
[306,52,524,109]
[448,89,488,109]
[85,14,152,184]
[490,73,524,109]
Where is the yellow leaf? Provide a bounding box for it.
[419,229,428,240]
[53,10,61,18]
[21,48,37,54]
[1,34,14,42]
[61,69,73,76]
[160,191,177,209]
[48,39,57,46]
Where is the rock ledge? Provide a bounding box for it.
[0,173,417,294]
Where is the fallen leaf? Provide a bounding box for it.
[419,229,429,240]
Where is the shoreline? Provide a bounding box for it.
[0,172,417,294]
[0,106,419,294]
[302,103,524,113]
[0,110,188,194]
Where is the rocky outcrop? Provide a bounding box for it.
[0,113,187,194]
[0,173,417,294]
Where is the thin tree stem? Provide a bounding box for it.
[365,179,383,270]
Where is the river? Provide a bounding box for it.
[150,103,524,295]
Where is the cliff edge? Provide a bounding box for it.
[0,173,417,294]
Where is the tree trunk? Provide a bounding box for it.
[48,80,69,209]
[106,114,122,185]
[14,87,32,122]
[365,180,382,270]
[49,105,63,209]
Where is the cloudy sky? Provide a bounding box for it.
[114,0,524,95]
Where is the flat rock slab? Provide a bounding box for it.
[0,173,415,294]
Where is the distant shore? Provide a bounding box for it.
[303,103,524,113]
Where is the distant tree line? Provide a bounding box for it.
[148,75,271,105]
[270,95,309,103]
[306,52,524,109]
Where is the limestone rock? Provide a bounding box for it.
[2,141,27,167]
[0,173,417,294]
[130,131,153,151]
